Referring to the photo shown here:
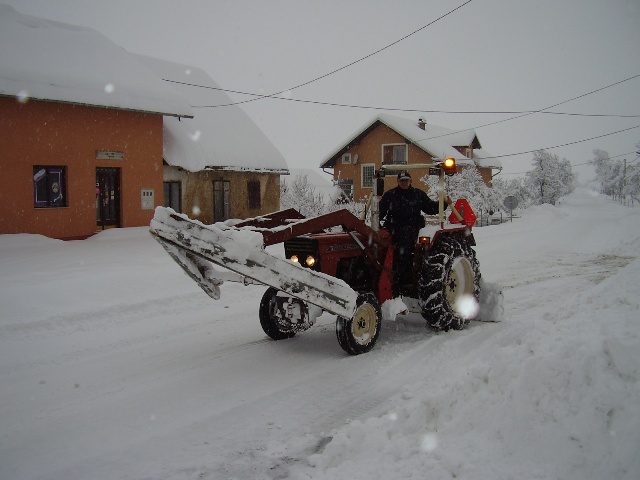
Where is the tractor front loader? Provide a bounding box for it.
[151,158,483,355]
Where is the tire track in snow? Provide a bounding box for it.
[499,253,634,313]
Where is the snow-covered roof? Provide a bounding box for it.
[473,148,504,169]
[0,5,192,118]
[136,55,289,174]
[321,113,502,170]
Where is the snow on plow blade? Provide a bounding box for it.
[150,207,358,319]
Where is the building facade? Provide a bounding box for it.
[0,97,167,239]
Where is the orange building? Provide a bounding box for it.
[0,6,192,239]
[1,98,173,239]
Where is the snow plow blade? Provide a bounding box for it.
[150,207,358,319]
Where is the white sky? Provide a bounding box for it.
[4,0,640,181]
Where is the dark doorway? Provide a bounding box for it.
[163,181,181,212]
[96,167,121,229]
[214,180,230,222]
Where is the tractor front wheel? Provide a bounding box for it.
[259,287,311,340]
[336,292,381,355]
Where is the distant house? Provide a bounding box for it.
[0,5,192,239]
[320,114,502,202]
[136,55,289,224]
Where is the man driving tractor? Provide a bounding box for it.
[379,170,446,294]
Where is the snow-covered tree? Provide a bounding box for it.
[280,172,367,220]
[591,149,615,196]
[624,161,639,205]
[280,174,328,217]
[492,176,536,209]
[590,149,639,203]
[593,142,640,205]
[421,166,503,215]
[526,150,574,205]
[626,143,640,204]
[558,158,576,197]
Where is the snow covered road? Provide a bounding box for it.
[1,187,638,480]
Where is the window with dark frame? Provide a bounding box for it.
[247,180,261,209]
[163,181,181,212]
[337,178,354,201]
[382,144,407,165]
[33,166,67,208]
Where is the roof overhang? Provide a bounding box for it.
[203,166,290,175]
[320,120,384,169]
[0,94,194,119]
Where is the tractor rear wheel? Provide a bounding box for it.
[259,287,311,340]
[418,236,481,331]
[336,292,381,355]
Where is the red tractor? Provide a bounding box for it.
[151,159,482,355]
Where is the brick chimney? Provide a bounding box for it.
[418,118,426,130]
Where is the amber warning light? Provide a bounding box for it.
[443,157,456,175]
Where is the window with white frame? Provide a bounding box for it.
[382,144,407,165]
[341,153,351,164]
[361,164,375,188]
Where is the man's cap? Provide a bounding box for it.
[397,170,411,180]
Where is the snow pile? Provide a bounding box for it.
[477,279,504,322]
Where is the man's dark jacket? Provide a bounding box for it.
[379,185,440,232]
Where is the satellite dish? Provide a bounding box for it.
[353,154,359,164]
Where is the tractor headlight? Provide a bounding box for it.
[305,255,316,267]
[290,255,299,263]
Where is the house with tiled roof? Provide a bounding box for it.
[320,114,502,202]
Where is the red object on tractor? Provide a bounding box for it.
[448,198,477,226]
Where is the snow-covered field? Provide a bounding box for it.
[1,187,638,480]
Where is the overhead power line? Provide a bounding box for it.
[480,124,640,162]
[499,151,637,175]
[169,74,640,120]
[415,74,640,141]
[162,69,640,167]
[165,0,474,107]
[269,0,474,99]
